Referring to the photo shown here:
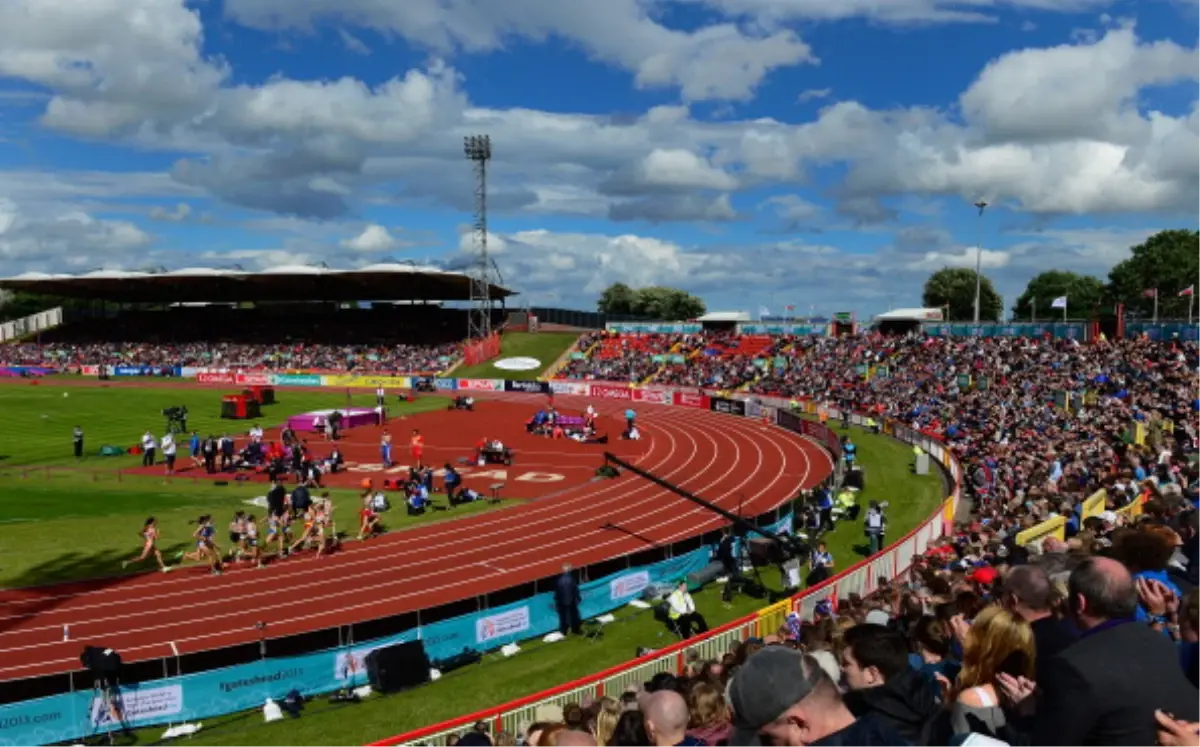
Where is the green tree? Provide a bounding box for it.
[1012,270,1105,321]
[596,283,636,315]
[921,267,1003,322]
[1106,230,1200,318]
[630,286,706,321]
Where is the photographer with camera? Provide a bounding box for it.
[864,500,887,556]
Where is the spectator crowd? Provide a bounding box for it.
[466,330,1197,746]
[0,341,461,374]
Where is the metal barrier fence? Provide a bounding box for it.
[374,393,960,746]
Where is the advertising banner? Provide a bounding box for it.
[271,374,323,387]
[79,365,100,376]
[111,366,177,377]
[458,379,504,392]
[234,372,272,386]
[196,372,234,384]
[549,381,590,396]
[435,378,458,391]
[504,380,550,395]
[709,396,747,417]
[631,387,672,405]
[605,323,703,335]
[0,546,713,747]
[673,390,710,409]
[322,374,411,389]
[588,383,633,401]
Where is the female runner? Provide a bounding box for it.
[243,514,263,568]
[227,511,247,562]
[123,517,172,573]
[289,505,319,555]
[181,515,224,575]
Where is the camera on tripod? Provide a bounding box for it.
[162,405,189,434]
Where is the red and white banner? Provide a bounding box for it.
[235,372,272,386]
[80,365,100,376]
[197,372,235,384]
[459,378,504,391]
[673,391,710,409]
[631,387,672,405]
[589,383,632,401]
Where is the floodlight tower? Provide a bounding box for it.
[464,134,494,340]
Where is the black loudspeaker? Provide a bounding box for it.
[365,640,431,693]
[687,561,726,588]
[80,646,122,685]
[845,468,864,490]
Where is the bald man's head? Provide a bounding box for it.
[1068,556,1138,627]
[643,690,690,746]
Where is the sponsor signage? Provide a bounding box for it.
[589,383,632,401]
[196,372,234,384]
[709,396,746,417]
[234,372,272,386]
[80,365,100,376]
[475,606,532,644]
[272,374,322,387]
[458,379,504,391]
[549,381,590,396]
[673,391,710,409]
[322,374,411,389]
[631,387,672,405]
[89,684,183,729]
[609,571,651,601]
[504,380,550,394]
[435,378,458,391]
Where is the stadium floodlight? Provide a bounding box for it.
[463,134,495,341]
[973,200,988,324]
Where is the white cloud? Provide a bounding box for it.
[797,87,832,103]
[0,199,153,271]
[340,224,400,252]
[224,0,816,102]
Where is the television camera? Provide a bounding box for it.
[162,405,189,435]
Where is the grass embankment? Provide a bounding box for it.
[449,332,580,381]
[118,422,944,746]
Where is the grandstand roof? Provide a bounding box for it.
[0,264,514,304]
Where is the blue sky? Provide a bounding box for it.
[0,0,1196,318]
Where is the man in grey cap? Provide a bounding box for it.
[727,646,908,746]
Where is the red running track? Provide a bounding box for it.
[0,391,832,681]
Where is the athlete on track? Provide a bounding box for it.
[410,428,425,469]
[123,517,171,573]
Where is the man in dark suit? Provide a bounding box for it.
[1000,565,1078,683]
[554,563,582,636]
[1008,556,1199,746]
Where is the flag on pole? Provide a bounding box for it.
[785,305,795,311]
[1179,286,1194,297]
[1143,288,1158,298]
[1050,296,1067,309]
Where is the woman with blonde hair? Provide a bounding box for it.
[592,696,621,746]
[686,680,731,745]
[950,605,1036,737]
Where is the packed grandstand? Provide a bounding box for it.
[0,318,1196,745]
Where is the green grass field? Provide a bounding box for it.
[0,472,512,588]
[0,385,447,467]
[450,332,579,381]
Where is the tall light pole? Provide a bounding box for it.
[464,135,493,340]
[972,200,988,323]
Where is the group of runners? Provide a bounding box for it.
[123,497,339,575]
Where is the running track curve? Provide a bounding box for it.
[0,391,832,681]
